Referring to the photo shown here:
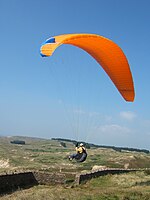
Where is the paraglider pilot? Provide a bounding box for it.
[69,142,87,162]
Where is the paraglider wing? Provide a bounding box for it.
[40,33,135,102]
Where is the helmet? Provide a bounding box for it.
[80,143,84,146]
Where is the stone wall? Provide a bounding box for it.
[0,168,146,195]
[0,172,38,195]
[0,171,67,195]
[33,171,66,185]
[75,168,138,184]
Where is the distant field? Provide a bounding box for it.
[0,136,150,199]
[0,136,150,173]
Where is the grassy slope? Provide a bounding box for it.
[0,136,150,199]
[0,136,150,172]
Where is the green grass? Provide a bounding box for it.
[0,136,150,199]
[0,136,149,172]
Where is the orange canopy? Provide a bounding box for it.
[40,33,135,102]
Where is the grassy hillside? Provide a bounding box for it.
[0,136,150,199]
[0,136,150,173]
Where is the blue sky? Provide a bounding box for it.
[0,0,150,149]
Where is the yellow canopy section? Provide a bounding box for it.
[40,33,135,102]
